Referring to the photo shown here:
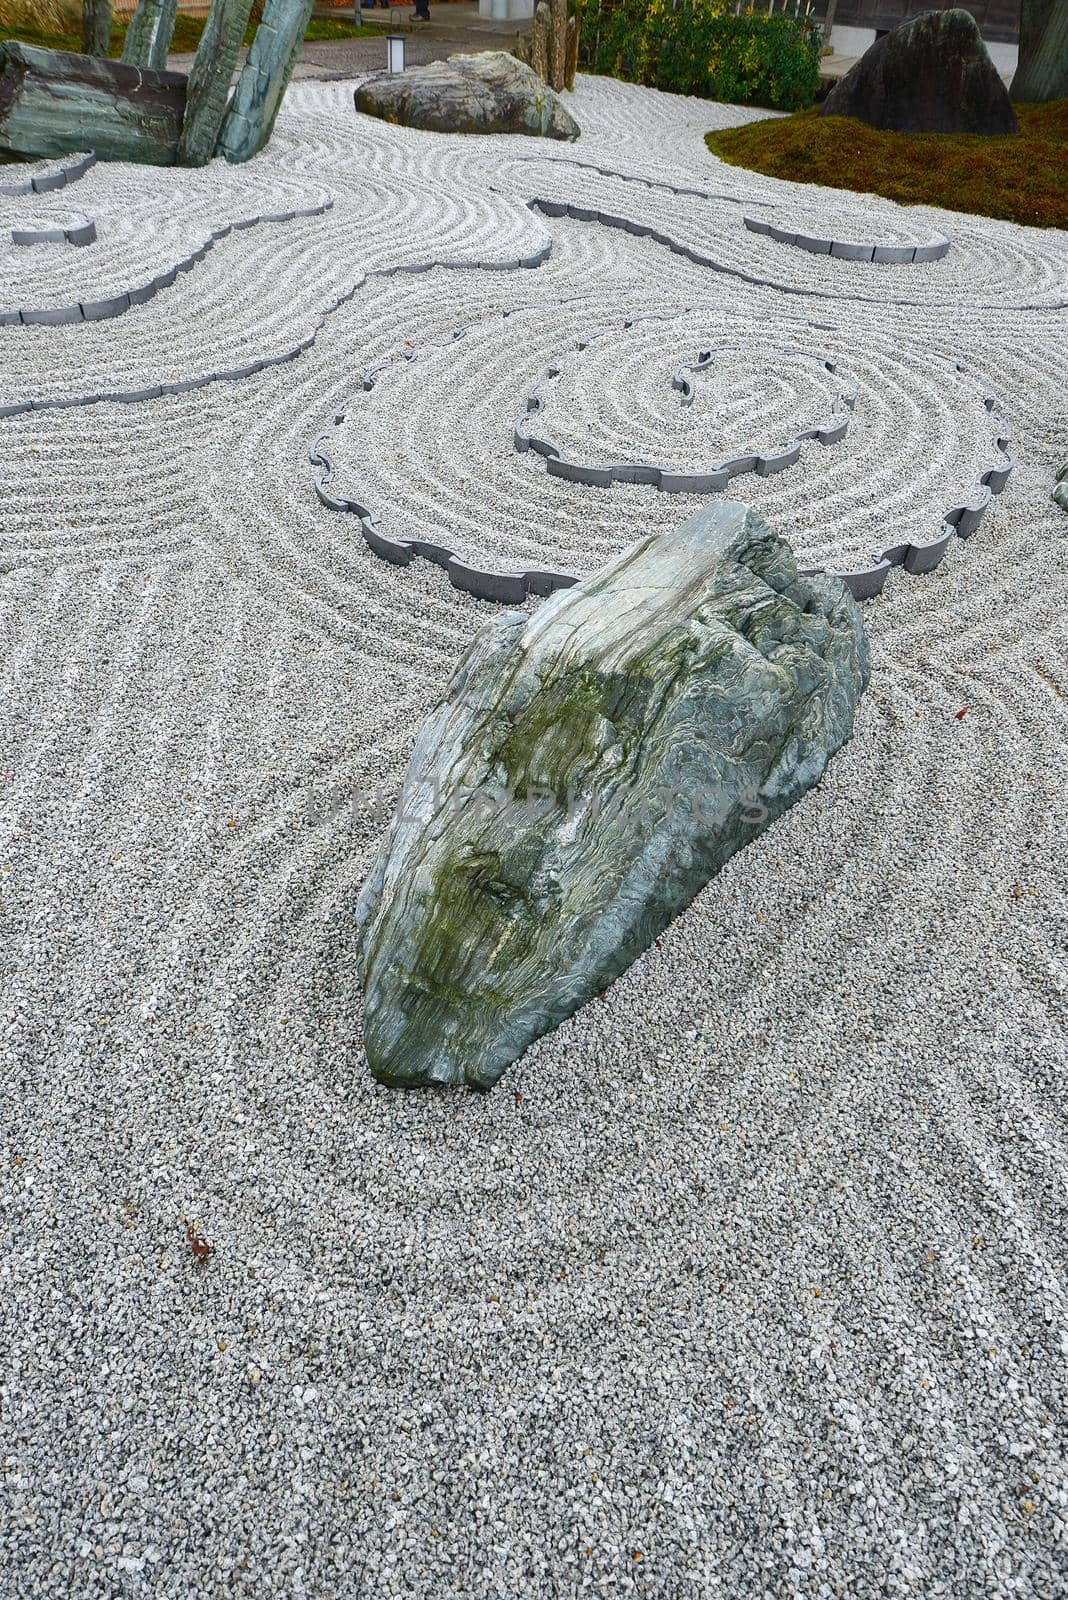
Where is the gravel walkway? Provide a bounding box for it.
[1,73,1067,1600]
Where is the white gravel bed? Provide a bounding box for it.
[1,72,1067,1600]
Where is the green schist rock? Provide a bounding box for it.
[121,0,179,71]
[216,0,314,164]
[177,0,254,167]
[0,42,186,165]
[1013,0,1068,103]
[357,502,870,1090]
[82,0,112,59]
[1055,460,1068,513]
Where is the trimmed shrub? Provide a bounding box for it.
[576,0,822,112]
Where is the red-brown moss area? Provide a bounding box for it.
[705,101,1068,229]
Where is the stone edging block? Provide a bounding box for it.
[514,329,858,496]
[10,211,97,248]
[309,306,1015,607]
[744,214,951,265]
[1,193,335,328]
[526,197,1067,313]
[0,151,97,199]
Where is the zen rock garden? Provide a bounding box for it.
[1,1,1066,1594]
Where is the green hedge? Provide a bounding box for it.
[576,0,822,112]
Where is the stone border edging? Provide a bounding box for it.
[528,197,1066,313]
[0,240,552,418]
[0,194,336,328]
[0,151,97,199]
[514,333,857,492]
[310,308,1014,606]
[10,212,97,248]
[509,154,950,265]
[743,214,951,265]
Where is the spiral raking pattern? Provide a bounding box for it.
[1,75,1067,1599]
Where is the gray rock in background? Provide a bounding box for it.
[821,8,1018,135]
[355,51,580,140]
[357,502,870,1090]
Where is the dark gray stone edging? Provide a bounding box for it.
[509,155,951,265]
[0,151,97,198]
[528,197,1065,312]
[0,241,552,418]
[0,194,335,328]
[9,211,97,248]
[743,214,951,265]
[310,308,1014,606]
[515,334,857,492]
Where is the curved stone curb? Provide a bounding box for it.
[312,431,578,605]
[9,211,97,248]
[0,152,97,199]
[0,240,553,418]
[510,153,951,267]
[514,332,857,493]
[0,193,336,328]
[821,374,1014,600]
[528,197,1068,313]
[743,214,951,265]
[311,309,1014,606]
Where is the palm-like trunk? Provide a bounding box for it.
[177,0,255,166]
[81,0,112,56]
[121,0,178,69]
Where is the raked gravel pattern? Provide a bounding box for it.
[0,72,1067,1600]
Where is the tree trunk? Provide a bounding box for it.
[177,0,255,166]
[548,0,566,90]
[1012,0,1068,101]
[531,0,550,80]
[81,0,112,56]
[121,0,178,69]
[0,41,186,164]
[564,12,579,89]
[821,0,838,46]
[216,0,313,163]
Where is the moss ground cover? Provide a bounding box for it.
[706,101,1068,229]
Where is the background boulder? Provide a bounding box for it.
[821,9,1018,136]
[355,50,580,140]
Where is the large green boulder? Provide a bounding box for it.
[0,41,186,165]
[357,503,870,1090]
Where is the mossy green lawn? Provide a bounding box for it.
[705,100,1068,229]
[0,12,382,56]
